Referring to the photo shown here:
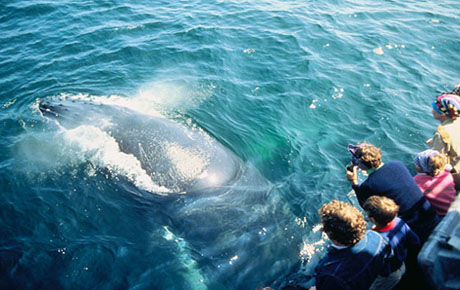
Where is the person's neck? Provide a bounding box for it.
[330,240,348,249]
[373,219,396,232]
[367,163,384,175]
[439,116,451,124]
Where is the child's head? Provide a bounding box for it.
[414,149,446,176]
[319,200,366,246]
[363,195,399,227]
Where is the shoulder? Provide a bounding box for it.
[362,231,387,248]
[365,230,385,241]
[432,170,455,185]
[395,217,417,234]
[394,217,407,227]
[436,125,452,143]
[379,161,404,171]
[386,160,405,168]
[414,173,430,182]
[439,169,454,179]
[381,161,410,174]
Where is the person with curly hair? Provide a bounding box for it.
[426,85,460,190]
[313,200,391,290]
[346,143,439,243]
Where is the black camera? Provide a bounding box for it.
[346,162,355,172]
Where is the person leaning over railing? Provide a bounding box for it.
[311,200,391,290]
[426,85,460,191]
[345,143,439,244]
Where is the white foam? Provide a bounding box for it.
[62,125,171,194]
[164,142,210,180]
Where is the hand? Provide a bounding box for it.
[426,138,433,146]
[346,166,358,185]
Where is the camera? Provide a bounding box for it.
[346,162,355,172]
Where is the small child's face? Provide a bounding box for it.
[414,163,423,173]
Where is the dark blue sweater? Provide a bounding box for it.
[352,160,439,242]
[315,231,391,290]
[352,161,423,214]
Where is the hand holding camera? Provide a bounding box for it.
[346,163,358,185]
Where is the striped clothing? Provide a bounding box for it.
[373,217,420,273]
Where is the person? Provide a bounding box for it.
[413,149,457,217]
[313,200,391,290]
[362,195,420,290]
[426,85,460,190]
[345,143,439,243]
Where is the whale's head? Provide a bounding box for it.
[39,100,105,129]
[39,101,66,119]
[38,98,246,194]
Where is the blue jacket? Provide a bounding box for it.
[352,161,439,242]
[375,217,420,273]
[315,231,391,290]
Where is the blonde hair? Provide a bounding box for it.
[356,144,382,169]
[429,154,447,177]
[319,200,366,246]
[363,196,399,226]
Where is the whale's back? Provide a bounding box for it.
[39,99,243,193]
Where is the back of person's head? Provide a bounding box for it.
[355,144,382,169]
[319,200,366,246]
[363,195,399,226]
[433,85,460,120]
[429,154,447,176]
[414,149,446,177]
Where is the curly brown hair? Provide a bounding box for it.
[363,195,399,226]
[356,144,382,169]
[319,200,366,246]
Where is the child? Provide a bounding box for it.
[414,149,457,217]
[363,195,420,290]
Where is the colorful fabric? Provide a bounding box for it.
[414,169,457,216]
[414,149,439,174]
[433,93,460,119]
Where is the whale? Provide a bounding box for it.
[37,97,298,288]
[38,97,244,194]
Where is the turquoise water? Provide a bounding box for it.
[1,0,459,289]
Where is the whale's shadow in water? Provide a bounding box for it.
[38,97,302,288]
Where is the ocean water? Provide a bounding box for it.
[0,0,459,289]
